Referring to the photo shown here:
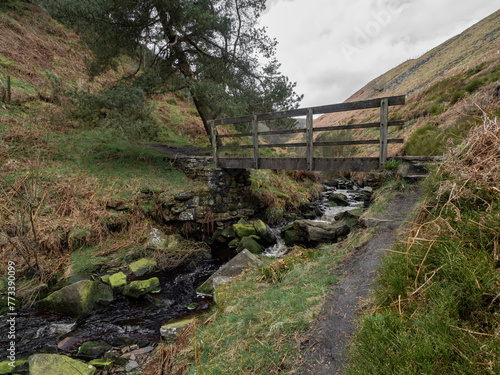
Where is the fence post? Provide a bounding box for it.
[379,98,389,169]
[210,120,218,167]
[252,115,259,169]
[7,75,11,103]
[306,108,314,171]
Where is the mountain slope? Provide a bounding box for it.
[348,9,500,101]
[313,9,500,159]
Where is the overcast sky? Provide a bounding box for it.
[259,0,499,107]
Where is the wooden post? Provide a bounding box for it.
[252,115,259,169]
[306,108,314,171]
[379,98,389,169]
[210,120,218,167]
[7,75,11,103]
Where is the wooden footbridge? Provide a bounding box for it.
[210,95,410,172]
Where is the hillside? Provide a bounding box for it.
[313,9,500,160]
[348,9,500,101]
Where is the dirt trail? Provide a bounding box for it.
[300,189,422,375]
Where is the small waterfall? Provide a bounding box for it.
[317,184,364,222]
[262,180,369,256]
[262,226,288,257]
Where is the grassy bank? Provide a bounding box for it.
[144,230,375,375]
[345,114,500,374]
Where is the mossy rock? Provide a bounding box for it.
[237,236,263,254]
[128,258,157,276]
[232,223,257,238]
[37,280,113,319]
[253,219,277,245]
[220,226,236,239]
[77,341,112,358]
[122,277,161,298]
[0,359,28,374]
[28,354,96,375]
[108,272,127,289]
[100,275,111,285]
[282,228,308,247]
[328,193,349,206]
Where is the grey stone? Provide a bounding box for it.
[237,236,263,254]
[125,360,140,372]
[196,249,262,296]
[328,193,349,206]
[37,281,113,319]
[179,209,195,221]
[292,220,351,246]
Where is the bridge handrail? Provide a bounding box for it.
[212,96,405,126]
[210,95,406,171]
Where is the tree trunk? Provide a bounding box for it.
[155,3,222,146]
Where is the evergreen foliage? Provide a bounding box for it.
[37,0,303,136]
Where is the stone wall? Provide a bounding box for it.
[157,156,254,235]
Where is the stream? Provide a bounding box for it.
[0,179,369,364]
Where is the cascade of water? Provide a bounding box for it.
[262,180,368,256]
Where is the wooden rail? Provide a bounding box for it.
[210,95,406,172]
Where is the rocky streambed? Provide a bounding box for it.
[0,178,371,374]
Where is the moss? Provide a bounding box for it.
[108,271,127,289]
[29,354,96,375]
[122,277,160,298]
[128,258,157,276]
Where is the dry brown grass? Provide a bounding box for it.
[153,239,210,271]
[439,109,500,195]
[142,324,196,375]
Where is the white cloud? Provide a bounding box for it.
[260,0,499,106]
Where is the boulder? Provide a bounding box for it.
[196,249,262,296]
[220,226,236,239]
[333,209,363,225]
[28,354,96,375]
[128,258,157,277]
[122,277,161,298]
[37,281,113,319]
[77,341,112,358]
[237,236,263,254]
[232,222,256,238]
[253,220,277,245]
[160,317,195,339]
[292,220,351,246]
[108,272,127,289]
[282,227,308,247]
[328,193,349,206]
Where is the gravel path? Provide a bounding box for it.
[300,189,422,375]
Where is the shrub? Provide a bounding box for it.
[67,83,160,141]
[464,77,485,93]
[428,102,444,115]
[450,89,465,104]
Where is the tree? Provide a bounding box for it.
[38,0,302,137]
